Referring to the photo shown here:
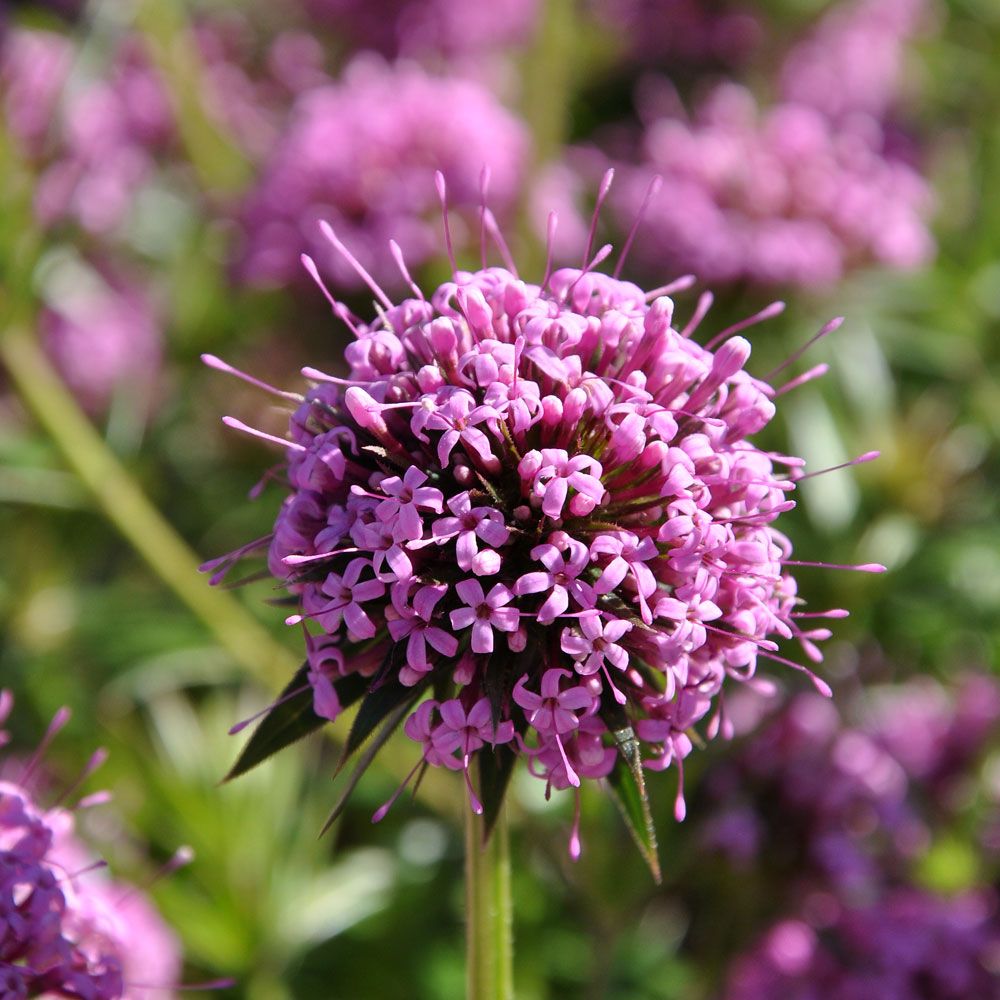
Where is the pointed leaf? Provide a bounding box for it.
[226,664,319,781]
[337,670,427,774]
[321,693,422,834]
[606,730,661,883]
[226,666,368,781]
[477,743,517,841]
[482,648,519,731]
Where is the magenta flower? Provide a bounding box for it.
[449,580,519,654]
[513,669,596,738]
[387,584,459,684]
[518,449,606,519]
[560,613,633,677]
[612,81,934,288]
[432,493,510,573]
[513,531,595,625]
[301,558,385,639]
[432,699,515,766]
[210,176,880,871]
[367,467,444,542]
[0,694,182,999]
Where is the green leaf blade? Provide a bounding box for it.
[606,740,661,884]
[226,665,369,781]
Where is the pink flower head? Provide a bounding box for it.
[0,694,182,999]
[211,174,878,869]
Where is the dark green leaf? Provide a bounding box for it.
[477,742,518,841]
[606,731,661,883]
[225,663,320,781]
[482,647,520,731]
[226,666,368,781]
[336,668,426,774]
[321,692,422,834]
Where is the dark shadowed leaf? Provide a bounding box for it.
[482,647,518,731]
[478,742,518,841]
[226,666,367,781]
[336,671,427,775]
[321,693,422,834]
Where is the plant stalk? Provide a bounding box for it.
[465,805,514,1000]
[0,324,297,689]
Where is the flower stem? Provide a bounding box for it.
[465,805,514,1000]
[133,0,252,196]
[0,323,297,689]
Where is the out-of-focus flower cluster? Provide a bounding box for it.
[599,0,934,288]
[0,0,938,421]
[302,0,538,61]
[1,24,169,416]
[0,693,181,1000]
[726,890,1000,1000]
[702,674,1000,885]
[614,82,933,288]
[588,0,761,68]
[235,54,529,291]
[699,674,1000,996]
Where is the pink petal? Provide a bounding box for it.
[472,619,495,653]
[344,603,376,640]
[514,571,552,596]
[426,628,459,657]
[456,578,485,606]
[537,586,569,624]
[450,607,477,630]
[541,476,568,518]
[438,699,467,731]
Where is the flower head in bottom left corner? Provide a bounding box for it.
[0,691,184,1000]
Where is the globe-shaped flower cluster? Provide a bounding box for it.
[212,201,873,859]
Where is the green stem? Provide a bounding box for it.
[465,805,514,1000]
[133,0,252,196]
[514,0,578,275]
[0,325,297,688]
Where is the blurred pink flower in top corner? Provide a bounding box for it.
[235,54,530,292]
[614,82,935,289]
[780,0,932,121]
[301,0,539,60]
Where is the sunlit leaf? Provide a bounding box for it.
[606,729,661,884]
